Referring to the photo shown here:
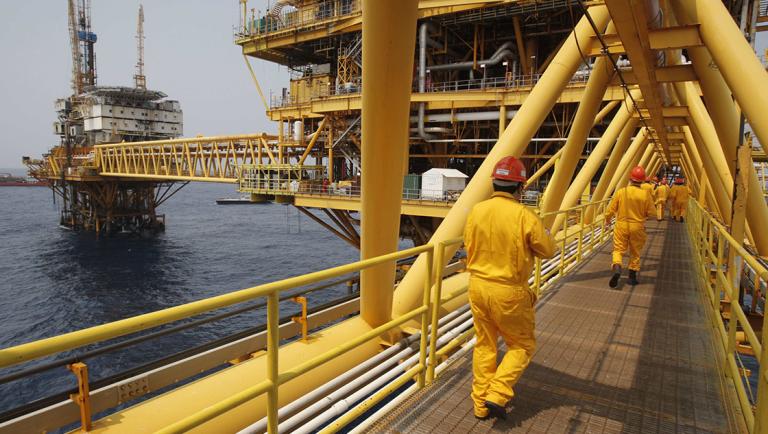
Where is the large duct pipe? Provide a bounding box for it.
[428,41,516,71]
[410,110,519,123]
[392,6,611,318]
[359,0,418,329]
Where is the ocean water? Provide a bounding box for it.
[0,181,372,414]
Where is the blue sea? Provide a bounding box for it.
[0,179,368,415]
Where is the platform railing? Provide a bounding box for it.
[0,198,615,433]
[686,199,768,433]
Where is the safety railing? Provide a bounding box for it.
[236,0,361,39]
[686,199,768,433]
[0,198,616,433]
[269,72,593,109]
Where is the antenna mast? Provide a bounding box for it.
[134,4,146,89]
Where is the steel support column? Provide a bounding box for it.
[359,0,418,328]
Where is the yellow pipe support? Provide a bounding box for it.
[550,89,639,233]
[499,105,507,136]
[637,142,654,170]
[513,16,529,75]
[585,117,639,223]
[594,100,620,126]
[683,125,733,223]
[393,6,611,317]
[602,128,648,199]
[673,0,768,157]
[242,55,270,113]
[524,147,563,188]
[359,0,419,329]
[298,118,327,166]
[541,27,616,221]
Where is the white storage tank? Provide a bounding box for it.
[421,168,468,200]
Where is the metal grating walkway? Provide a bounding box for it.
[365,221,742,434]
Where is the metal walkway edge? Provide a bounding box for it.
[365,220,743,434]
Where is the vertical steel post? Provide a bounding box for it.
[266,291,280,434]
[417,249,433,387]
[360,0,419,328]
[68,362,92,432]
[427,244,446,383]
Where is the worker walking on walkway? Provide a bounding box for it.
[654,178,671,221]
[669,178,690,222]
[605,166,655,288]
[464,156,556,420]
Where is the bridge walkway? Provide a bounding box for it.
[366,220,743,434]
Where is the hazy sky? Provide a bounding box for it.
[0,0,286,168]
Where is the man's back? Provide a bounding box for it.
[608,185,654,224]
[464,192,555,286]
[655,184,670,201]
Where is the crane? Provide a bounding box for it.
[134,4,146,89]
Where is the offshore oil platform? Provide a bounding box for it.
[24,0,183,234]
[6,0,768,433]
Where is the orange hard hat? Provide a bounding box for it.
[492,156,527,183]
[630,166,646,183]
[661,178,668,185]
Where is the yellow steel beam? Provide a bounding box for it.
[293,194,452,218]
[605,0,670,157]
[586,24,703,55]
[96,134,277,182]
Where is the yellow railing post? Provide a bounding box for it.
[417,249,433,388]
[559,217,567,276]
[427,244,445,383]
[266,291,280,434]
[755,307,768,434]
[68,362,92,432]
[577,207,585,262]
[291,296,309,342]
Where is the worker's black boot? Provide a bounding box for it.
[485,401,507,420]
[628,270,639,285]
[609,265,621,288]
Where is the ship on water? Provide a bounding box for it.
[0,173,46,187]
[3,0,768,433]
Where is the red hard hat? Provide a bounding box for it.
[661,178,668,185]
[491,156,527,183]
[629,166,646,183]
[653,176,659,182]
[675,177,684,184]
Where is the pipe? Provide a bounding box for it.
[237,307,471,434]
[360,0,418,329]
[392,6,611,318]
[410,110,519,123]
[427,42,516,71]
[418,22,436,141]
[292,315,475,434]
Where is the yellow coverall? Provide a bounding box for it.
[669,185,690,220]
[605,185,655,271]
[464,192,556,417]
[654,184,670,220]
[641,182,654,197]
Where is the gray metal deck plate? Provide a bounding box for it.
[364,220,741,433]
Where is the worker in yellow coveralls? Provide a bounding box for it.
[654,178,671,221]
[605,166,655,288]
[464,156,556,420]
[669,177,690,222]
[641,176,655,198]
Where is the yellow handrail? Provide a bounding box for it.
[686,199,768,434]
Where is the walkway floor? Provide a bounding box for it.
[366,220,741,433]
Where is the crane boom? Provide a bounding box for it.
[134,4,146,89]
